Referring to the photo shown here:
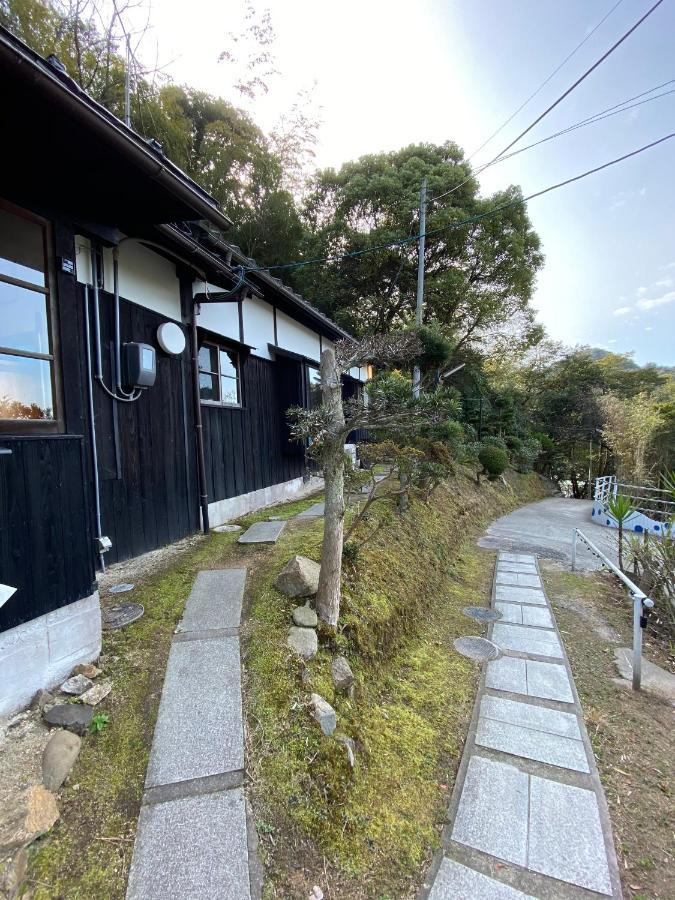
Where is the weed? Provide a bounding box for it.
[89,714,110,734]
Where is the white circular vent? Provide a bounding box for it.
[157,322,186,356]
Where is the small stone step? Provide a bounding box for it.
[296,502,325,518]
[177,569,246,633]
[238,521,286,543]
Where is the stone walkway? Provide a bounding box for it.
[126,569,260,899]
[422,551,622,899]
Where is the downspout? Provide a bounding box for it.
[190,301,210,533]
[83,285,106,572]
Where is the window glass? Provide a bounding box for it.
[307,365,322,408]
[219,349,238,379]
[0,354,53,419]
[199,371,218,401]
[0,207,45,287]
[0,281,49,353]
[221,376,239,405]
[198,344,217,372]
[198,341,240,405]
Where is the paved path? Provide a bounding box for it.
[479,497,618,570]
[422,551,622,900]
[126,569,260,899]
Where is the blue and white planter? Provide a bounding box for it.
[591,501,672,535]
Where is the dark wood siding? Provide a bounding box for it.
[0,435,95,632]
[202,354,306,502]
[90,287,199,565]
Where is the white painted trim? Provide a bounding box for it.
[0,591,102,717]
[207,476,323,525]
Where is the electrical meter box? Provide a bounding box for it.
[123,342,156,390]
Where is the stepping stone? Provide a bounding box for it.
[212,524,242,533]
[495,586,547,606]
[126,788,250,900]
[495,602,523,624]
[238,521,286,543]
[486,658,574,704]
[521,605,553,628]
[428,857,536,899]
[492,623,563,658]
[146,637,243,788]
[452,756,529,866]
[177,569,246,633]
[499,553,536,564]
[528,776,612,894]
[496,572,541,588]
[296,502,325,518]
[497,561,538,575]
[476,719,589,772]
[480,696,581,739]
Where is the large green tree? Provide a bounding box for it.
[293,143,544,347]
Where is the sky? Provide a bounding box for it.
[131,0,674,365]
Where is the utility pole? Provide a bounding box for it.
[412,177,427,399]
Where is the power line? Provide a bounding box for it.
[243,130,675,275]
[466,0,627,163]
[490,0,666,162]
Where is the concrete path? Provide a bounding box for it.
[422,552,622,900]
[126,569,260,900]
[479,498,618,570]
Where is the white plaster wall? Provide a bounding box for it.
[75,237,182,321]
[207,475,323,525]
[194,282,241,340]
[243,296,275,359]
[276,310,321,361]
[0,592,102,716]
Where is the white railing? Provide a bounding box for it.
[572,528,654,690]
[594,476,675,521]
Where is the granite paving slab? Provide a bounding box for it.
[177,569,247,633]
[485,655,528,695]
[497,561,538,575]
[499,552,536,564]
[296,502,325,518]
[528,776,612,895]
[452,756,529,866]
[496,571,542,588]
[495,585,547,605]
[145,637,244,788]
[428,857,536,900]
[520,605,553,628]
[476,718,590,772]
[238,520,286,543]
[480,696,581,739]
[126,788,251,900]
[525,660,574,703]
[495,601,523,624]
[492,622,563,658]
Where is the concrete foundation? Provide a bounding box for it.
[206,475,323,526]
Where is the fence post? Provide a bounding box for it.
[632,594,642,691]
[571,529,577,572]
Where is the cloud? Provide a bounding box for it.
[645,326,653,332]
[613,306,632,316]
[608,339,617,344]
[637,286,648,296]
[654,276,673,289]
[636,291,675,311]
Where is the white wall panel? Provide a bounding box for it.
[276,309,321,361]
[195,282,240,340]
[242,296,275,359]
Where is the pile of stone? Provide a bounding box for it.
[277,555,321,661]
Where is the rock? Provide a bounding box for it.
[42,730,82,791]
[287,627,318,660]
[331,656,355,694]
[275,555,320,598]
[212,524,242,533]
[80,680,112,707]
[613,647,675,705]
[310,693,337,736]
[43,703,94,736]
[30,689,55,711]
[292,603,318,628]
[0,786,59,854]
[309,887,324,900]
[0,849,28,898]
[268,516,282,521]
[335,733,355,768]
[60,674,93,696]
[300,667,311,686]
[72,663,102,679]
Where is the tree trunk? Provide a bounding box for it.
[316,347,345,627]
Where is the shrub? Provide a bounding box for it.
[482,435,508,452]
[512,437,542,473]
[478,445,509,480]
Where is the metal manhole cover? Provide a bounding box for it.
[102,603,144,630]
[453,636,501,661]
[463,606,502,622]
[108,583,135,595]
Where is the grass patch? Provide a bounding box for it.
[246,469,550,898]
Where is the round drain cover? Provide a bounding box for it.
[102,603,144,630]
[108,582,135,595]
[463,606,502,622]
[453,636,501,661]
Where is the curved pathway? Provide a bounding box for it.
[421,548,622,899]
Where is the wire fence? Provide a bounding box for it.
[594,475,675,522]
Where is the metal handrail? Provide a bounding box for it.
[572,528,654,690]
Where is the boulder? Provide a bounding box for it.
[43,703,93,736]
[80,680,112,706]
[72,663,102,679]
[331,656,354,694]
[0,786,59,854]
[30,689,55,712]
[287,627,318,660]
[0,849,27,898]
[60,674,93,696]
[42,730,82,792]
[310,693,337,736]
[275,556,320,598]
[292,603,318,628]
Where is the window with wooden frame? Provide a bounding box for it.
[198,341,241,406]
[0,200,61,432]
